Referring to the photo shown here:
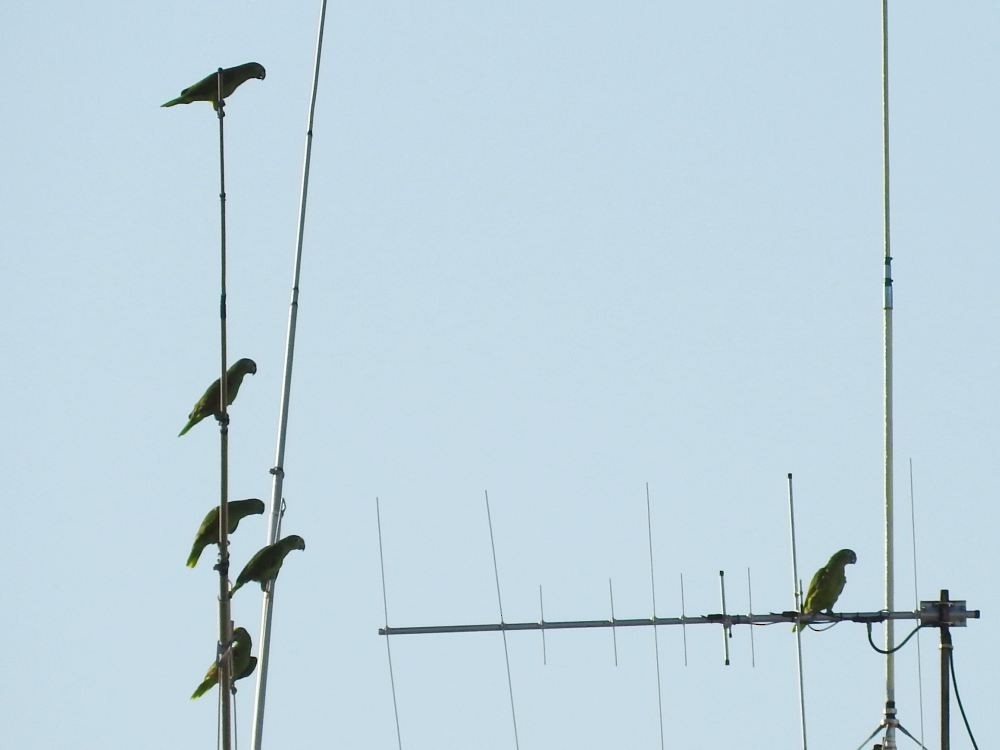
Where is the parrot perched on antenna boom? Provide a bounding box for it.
[178,358,257,436]
[187,498,266,568]
[190,627,256,699]
[161,62,266,110]
[229,535,306,597]
[793,548,858,632]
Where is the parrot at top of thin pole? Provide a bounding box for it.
[178,357,257,437]
[793,548,857,632]
[161,62,266,110]
[229,535,306,597]
[187,498,266,568]
[190,627,256,700]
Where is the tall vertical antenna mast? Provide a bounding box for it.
[880,1,896,747]
[250,2,330,748]
[215,68,234,750]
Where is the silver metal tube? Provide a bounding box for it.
[378,608,932,637]
[250,3,330,748]
[216,68,233,750]
[881,2,896,746]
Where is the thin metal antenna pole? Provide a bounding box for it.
[484,491,520,750]
[718,571,731,666]
[215,68,234,750]
[644,483,665,750]
[746,568,756,668]
[909,459,925,745]
[679,573,688,667]
[250,2,330,748]
[376,499,404,750]
[787,473,808,750]
[538,585,547,665]
[608,578,618,666]
[880,1,897,746]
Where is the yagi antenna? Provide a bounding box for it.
[375,485,980,748]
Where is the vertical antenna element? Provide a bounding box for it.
[376,499,404,750]
[644,483,666,750]
[609,578,619,666]
[538,585,547,666]
[679,573,688,667]
[215,67,234,750]
[881,2,896,746]
[251,2,330,748]
[787,473,808,750]
[484,491,520,750]
[718,571,731,666]
[746,568,756,668]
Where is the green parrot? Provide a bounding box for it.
[162,62,266,110]
[187,498,266,568]
[229,534,306,597]
[178,358,257,437]
[190,627,257,699]
[793,548,858,632]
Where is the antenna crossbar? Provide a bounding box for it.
[379,606,977,637]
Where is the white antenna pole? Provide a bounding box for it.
[881,1,896,747]
[250,2,330,748]
[787,473,808,750]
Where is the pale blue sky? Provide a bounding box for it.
[2,2,997,748]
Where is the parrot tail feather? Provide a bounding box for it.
[190,679,214,699]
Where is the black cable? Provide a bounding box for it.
[949,648,979,750]
[865,622,930,654]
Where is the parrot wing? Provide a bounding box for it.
[190,628,253,699]
[793,548,857,632]
[178,358,256,437]
[229,534,304,597]
[162,63,265,109]
[187,499,264,568]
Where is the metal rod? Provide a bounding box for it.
[378,608,936,637]
[787,473,807,750]
[939,589,951,750]
[250,2,330,748]
[679,573,688,667]
[376,499,404,750]
[645,483,665,750]
[719,571,731,666]
[747,568,756,668]
[880,2,897,747]
[538,585,546,666]
[609,578,618,666]
[215,67,233,750]
[484,491,520,750]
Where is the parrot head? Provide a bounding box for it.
[234,358,257,375]
[833,548,857,566]
[249,63,266,81]
[284,534,306,551]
